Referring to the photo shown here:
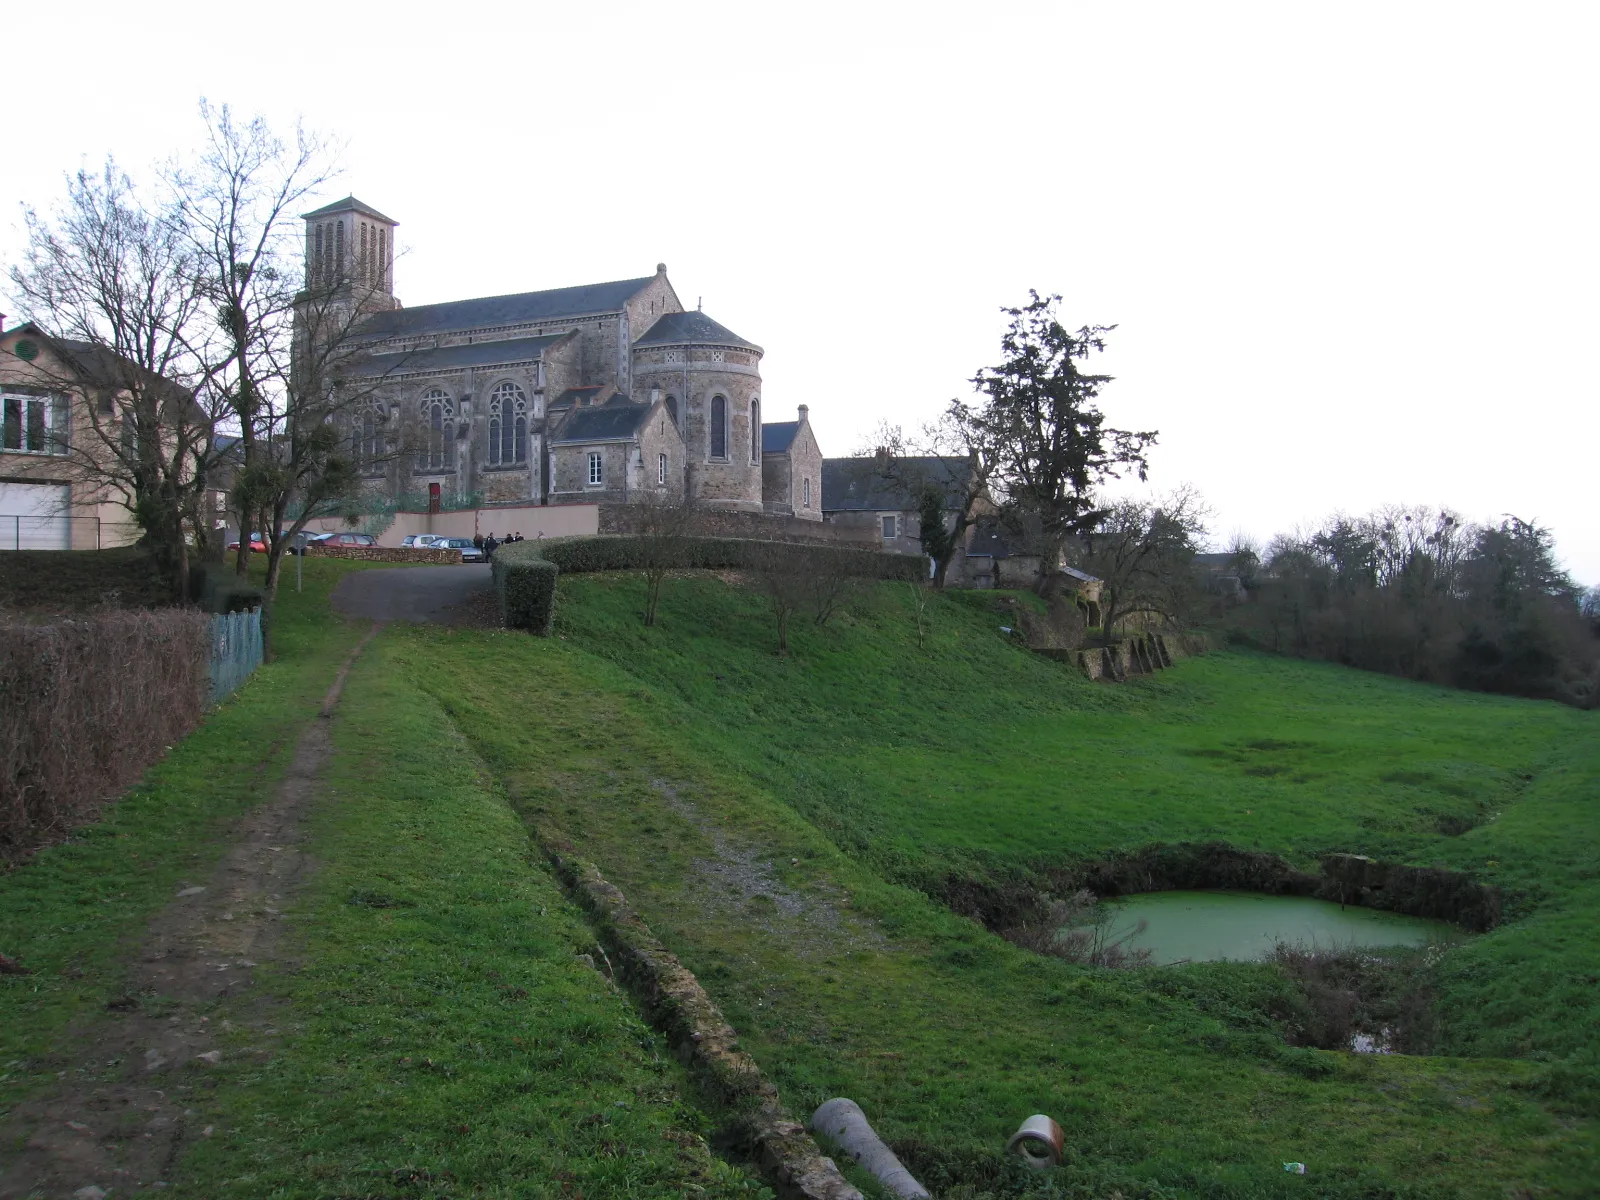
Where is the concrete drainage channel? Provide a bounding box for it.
[534,829,865,1199]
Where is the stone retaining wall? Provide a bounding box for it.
[599,504,876,548]
[305,545,463,564]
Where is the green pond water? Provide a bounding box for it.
[1104,890,1457,965]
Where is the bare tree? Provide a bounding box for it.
[632,489,697,626]
[173,102,403,603]
[1080,486,1210,636]
[8,161,223,595]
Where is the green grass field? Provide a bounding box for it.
[387,571,1598,1197]
[3,561,1594,1197]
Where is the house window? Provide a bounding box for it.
[882,514,897,540]
[588,452,603,485]
[803,476,811,508]
[417,388,454,471]
[488,381,528,465]
[750,398,760,461]
[710,394,727,459]
[658,452,667,485]
[2,392,68,455]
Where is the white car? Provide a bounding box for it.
[401,534,446,549]
[433,537,486,563]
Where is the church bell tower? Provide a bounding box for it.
[301,196,400,313]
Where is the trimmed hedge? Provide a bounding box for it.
[492,535,924,633]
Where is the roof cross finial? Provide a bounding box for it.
[697,296,702,312]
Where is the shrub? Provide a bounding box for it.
[493,552,559,635]
[0,608,210,855]
[491,536,923,634]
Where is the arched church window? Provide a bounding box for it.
[351,405,384,471]
[803,476,812,508]
[488,381,528,466]
[710,394,727,459]
[418,388,454,472]
[751,398,760,462]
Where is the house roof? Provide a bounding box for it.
[344,333,569,377]
[302,195,399,223]
[551,398,656,445]
[820,456,973,512]
[761,421,799,453]
[633,310,761,353]
[4,324,191,407]
[354,276,656,340]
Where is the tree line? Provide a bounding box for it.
[1224,509,1598,707]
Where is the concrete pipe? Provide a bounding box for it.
[1006,1114,1064,1169]
[811,1098,931,1200]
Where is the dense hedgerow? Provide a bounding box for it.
[0,608,210,854]
[492,535,924,633]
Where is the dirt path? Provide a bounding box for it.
[331,564,492,624]
[0,627,378,1200]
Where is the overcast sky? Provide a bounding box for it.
[8,1,1596,582]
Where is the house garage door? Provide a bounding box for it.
[0,481,71,549]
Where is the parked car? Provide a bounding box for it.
[401,534,446,549]
[293,531,377,554]
[433,537,486,563]
[226,532,268,553]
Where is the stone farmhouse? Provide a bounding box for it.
[305,197,819,521]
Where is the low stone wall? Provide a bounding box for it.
[599,504,876,548]
[540,837,862,1199]
[306,545,463,565]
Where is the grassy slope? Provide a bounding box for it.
[0,557,376,1098]
[553,576,1600,1076]
[174,639,759,1198]
[400,576,1599,1198]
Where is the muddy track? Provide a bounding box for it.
[0,626,378,1200]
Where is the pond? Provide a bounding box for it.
[1103,890,1457,965]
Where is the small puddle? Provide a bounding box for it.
[1103,890,1456,965]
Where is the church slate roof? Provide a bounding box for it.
[761,421,799,453]
[302,195,398,223]
[355,277,656,339]
[821,456,973,512]
[551,400,655,445]
[347,333,570,376]
[634,310,761,352]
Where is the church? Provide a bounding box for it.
[302,197,823,521]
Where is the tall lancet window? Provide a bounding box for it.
[418,389,454,472]
[334,220,345,281]
[313,224,324,287]
[488,382,528,465]
[710,394,727,459]
[377,228,388,290]
[359,223,369,284]
[750,398,760,461]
